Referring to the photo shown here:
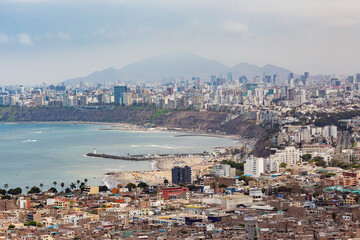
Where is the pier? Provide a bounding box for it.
[86,152,206,161]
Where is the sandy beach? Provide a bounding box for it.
[107,155,214,186]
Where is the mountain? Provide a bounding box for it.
[62,54,294,86]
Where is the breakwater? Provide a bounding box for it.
[86,152,206,161]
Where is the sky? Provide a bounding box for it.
[0,0,360,85]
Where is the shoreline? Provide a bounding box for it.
[0,120,246,142]
[2,121,254,188]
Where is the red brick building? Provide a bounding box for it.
[162,187,190,200]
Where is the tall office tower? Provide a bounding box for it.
[172,166,192,185]
[356,73,360,82]
[239,76,248,84]
[288,72,294,81]
[211,75,216,85]
[301,72,309,85]
[347,76,354,85]
[227,72,233,82]
[114,86,128,105]
[273,74,278,85]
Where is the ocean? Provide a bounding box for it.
[0,123,240,190]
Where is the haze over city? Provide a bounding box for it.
[1,0,360,85]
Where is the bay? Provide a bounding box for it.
[0,123,240,190]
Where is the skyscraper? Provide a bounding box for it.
[211,75,216,85]
[356,73,360,83]
[172,166,192,185]
[227,72,233,82]
[114,86,128,105]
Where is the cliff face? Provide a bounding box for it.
[0,107,154,123]
[0,106,270,156]
[154,111,228,131]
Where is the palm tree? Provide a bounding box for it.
[4,184,8,193]
[60,182,65,192]
[53,181,57,191]
[39,183,44,192]
[76,180,80,189]
[25,186,29,194]
[70,182,76,190]
[84,178,88,184]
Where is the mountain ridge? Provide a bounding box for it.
[62,54,295,86]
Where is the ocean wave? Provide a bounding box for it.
[34,131,42,134]
[103,167,125,172]
[146,144,179,149]
[131,145,139,147]
[151,160,158,171]
[21,139,37,143]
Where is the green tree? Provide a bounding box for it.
[48,187,58,193]
[4,184,8,192]
[0,189,6,195]
[84,178,88,184]
[301,154,312,162]
[28,186,41,194]
[126,183,137,191]
[39,183,44,192]
[25,186,29,194]
[137,182,148,189]
[8,224,15,229]
[325,173,336,178]
[164,179,169,184]
[7,187,22,195]
[60,182,65,192]
[76,180,80,188]
[280,162,287,168]
[65,187,71,194]
[70,182,76,190]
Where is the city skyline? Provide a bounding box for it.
[1,0,360,84]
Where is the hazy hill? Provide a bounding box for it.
[63,54,294,86]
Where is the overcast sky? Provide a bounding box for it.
[0,0,360,85]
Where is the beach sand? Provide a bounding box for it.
[109,156,213,186]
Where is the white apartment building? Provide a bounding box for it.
[210,164,231,177]
[269,146,300,166]
[244,156,264,178]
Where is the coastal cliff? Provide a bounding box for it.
[0,106,269,156]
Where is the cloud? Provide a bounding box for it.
[18,33,33,46]
[221,21,249,35]
[0,33,9,43]
[42,31,71,41]
[95,28,126,39]
[57,32,70,40]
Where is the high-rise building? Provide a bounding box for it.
[244,156,264,178]
[114,86,128,105]
[210,164,231,177]
[172,166,192,185]
[288,73,294,84]
[269,146,300,167]
[239,76,248,84]
[356,73,360,82]
[227,72,233,82]
[211,75,216,85]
